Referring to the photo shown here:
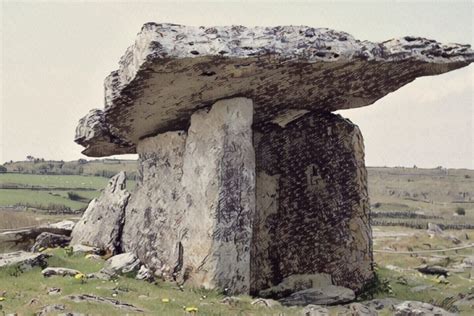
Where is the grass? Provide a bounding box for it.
[0,249,302,316]
[0,189,88,210]
[0,174,136,211]
[372,227,474,315]
[0,174,111,189]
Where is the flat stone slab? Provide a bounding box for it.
[75,23,474,156]
[0,251,49,269]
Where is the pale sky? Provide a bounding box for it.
[1,1,473,168]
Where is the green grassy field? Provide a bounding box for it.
[0,174,136,211]
[0,249,302,316]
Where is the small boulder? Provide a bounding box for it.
[251,298,281,308]
[47,287,61,295]
[0,251,49,270]
[135,265,153,281]
[336,303,377,316]
[427,223,443,237]
[32,232,71,252]
[394,301,454,316]
[279,286,355,306]
[301,304,329,316]
[72,244,102,255]
[105,253,140,275]
[42,267,81,277]
[416,264,449,277]
[36,304,65,316]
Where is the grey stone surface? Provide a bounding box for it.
[104,252,141,275]
[72,244,101,255]
[70,172,130,254]
[32,232,71,252]
[42,267,81,277]
[279,285,355,306]
[74,23,473,157]
[301,305,330,316]
[67,294,144,312]
[0,251,49,269]
[336,303,378,316]
[121,131,187,279]
[259,274,333,299]
[178,97,255,293]
[394,301,454,316]
[252,112,372,293]
[121,98,255,294]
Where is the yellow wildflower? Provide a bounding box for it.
[74,273,86,280]
[161,298,170,303]
[0,297,5,301]
[185,307,198,313]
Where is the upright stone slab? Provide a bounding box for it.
[121,98,255,293]
[70,172,130,254]
[121,131,187,277]
[251,112,372,293]
[180,98,255,293]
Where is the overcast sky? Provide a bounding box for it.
[1,1,473,168]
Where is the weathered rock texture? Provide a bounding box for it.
[70,172,130,254]
[74,24,473,157]
[73,23,474,296]
[122,98,255,293]
[252,112,371,293]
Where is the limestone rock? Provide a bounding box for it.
[40,220,75,233]
[301,305,330,316]
[42,267,81,277]
[0,251,49,270]
[36,304,65,316]
[279,285,355,306]
[393,301,454,316]
[179,98,255,293]
[252,112,372,293]
[74,23,473,157]
[70,172,130,254]
[136,265,153,281]
[416,264,449,277]
[259,274,333,299]
[250,298,281,308]
[72,244,102,255]
[427,223,443,236]
[32,232,71,252]
[67,294,144,313]
[337,303,378,316]
[104,252,141,275]
[121,131,187,279]
[122,98,255,293]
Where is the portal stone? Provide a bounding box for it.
[121,98,255,293]
[251,112,372,293]
[179,97,255,293]
[121,131,187,277]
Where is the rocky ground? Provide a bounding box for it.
[0,223,472,315]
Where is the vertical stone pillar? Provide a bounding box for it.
[121,131,187,276]
[180,98,255,294]
[251,112,373,294]
[121,97,255,294]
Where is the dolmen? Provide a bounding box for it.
[72,23,473,295]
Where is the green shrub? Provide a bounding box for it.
[455,207,466,216]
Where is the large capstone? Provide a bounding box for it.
[252,112,371,293]
[74,24,473,157]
